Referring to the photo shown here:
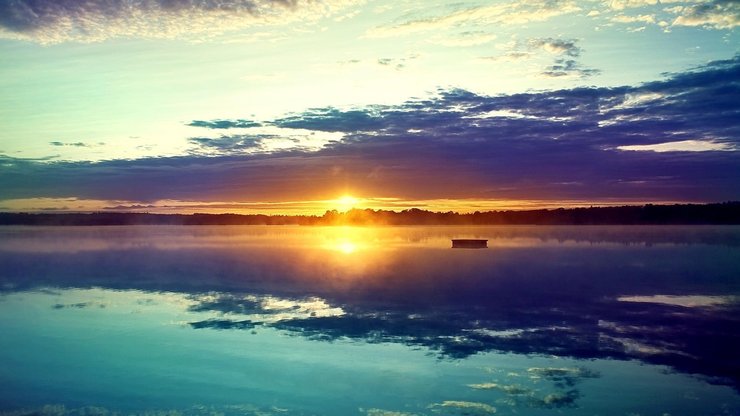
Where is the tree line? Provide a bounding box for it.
[1,202,739,226]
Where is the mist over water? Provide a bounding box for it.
[1,225,739,415]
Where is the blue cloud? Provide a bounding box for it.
[541,59,601,78]
[49,141,91,147]
[188,135,268,154]
[273,108,386,132]
[187,119,262,129]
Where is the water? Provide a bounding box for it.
[0,225,738,415]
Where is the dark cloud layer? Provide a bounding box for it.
[1,56,738,204]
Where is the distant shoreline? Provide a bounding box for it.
[1,202,739,226]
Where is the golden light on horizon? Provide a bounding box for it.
[334,195,361,212]
[0,196,693,216]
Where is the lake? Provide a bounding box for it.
[1,225,739,416]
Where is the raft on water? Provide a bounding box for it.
[451,239,488,249]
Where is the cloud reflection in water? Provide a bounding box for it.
[1,225,739,394]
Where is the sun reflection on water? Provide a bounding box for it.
[319,226,377,256]
[335,240,358,254]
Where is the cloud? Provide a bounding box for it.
[527,367,600,386]
[2,403,282,416]
[482,38,598,78]
[541,58,601,78]
[187,292,344,323]
[599,1,739,31]
[428,401,496,415]
[479,51,532,62]
[611,14,656,24]
[365,0,581,38]
[527,390,581,409]
[670,1,740,29]
[362,409,419,416]
[376,54,420,70]
[187,128,340,155]
[188,135,267,154]
[526,38,601,78]
[188,119,262,129]
[188,294,264,315]
[606,0,658,10]
[467,370,598,410]
[51,301,105,309]
[49,141,94,148]
[529,38,582,57]
[188,319,258,330]
[1,56,739,204]
[618,294,735,307]
[333,54,422,70]
[468,382,532,394]
[273,107,384,132]
[617,140,736,152]
[104,204,158,210]
[0,0,361,43]
[429,31,497,47]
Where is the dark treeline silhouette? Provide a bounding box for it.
[1,202,740,226]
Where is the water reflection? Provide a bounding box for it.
[0,225,739,414]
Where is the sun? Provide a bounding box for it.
[335,195,360,211]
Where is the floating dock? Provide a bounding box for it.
[451,239,488,249]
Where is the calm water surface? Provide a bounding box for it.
[1,225,739,416]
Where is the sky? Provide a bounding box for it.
[0,0,738,214]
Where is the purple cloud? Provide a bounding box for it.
[1,56,738,205]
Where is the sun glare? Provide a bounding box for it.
[335,195,361,212]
